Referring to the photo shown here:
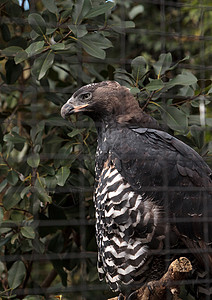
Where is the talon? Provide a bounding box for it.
[147,281,155,294]
[127,290,138,300]
[118,293,125,300]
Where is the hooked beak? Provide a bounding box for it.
[61,101,89,119]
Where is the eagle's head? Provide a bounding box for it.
[61,80,160,129]
[61,81,140,121]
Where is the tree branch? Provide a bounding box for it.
[108,257,192,300]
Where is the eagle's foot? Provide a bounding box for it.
[127,290,138,300]
[118,293,125,300]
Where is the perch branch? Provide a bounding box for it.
[108,257,192,300]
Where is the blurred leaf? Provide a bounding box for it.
[34,178,52,203]
[21,186,31,199]
[33,51,55,80]
[78,33,113,59]
[167,56,189,71]
[197,79,212,89]
[67,128,84,138]
[68,24,88,38]
[42,0,58,13]
[0,179,7,193]
[162,106,188,132]
[4,131,26,144]
[146,79,164,91]
[5,59,23,84]
[0,236,11,248]
[56,166,70,186]
[3,186,23,210]
[190,125,204,149]
[129,5,144,19]
[131,56,147,82]
[25,41,45,57]
[21,226,36,239]
[14,50,28,64]
[85,2,114,18]
[7,170,19,186]
[39,51,55,80]
[2,46,23,56]
[153,52,172,76]
[110,20,135,33]
[50,43,66,51]
[8,261,26,289]
[0,207,4,222]
[130,87,140,95]
[1,23,11,42]
[167,72,197,88]
[27,153,40,168]
[28,13,46,36]
[72,0,91,24]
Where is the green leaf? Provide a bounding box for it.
[38,51,55,80]
[28,13,46,36]
[4,131,26,144]
[208,86,212,94]
[8,261,26,289]
[56,166,70,186]
[14,50,28,64]
[167,56,189,71]
[129,5,144,19]
[67,128,84,138]
[85,2,114,18]
[197,79,212,89]
[1,23,11,42]
[2,46,23,56]
[0,207,4,222]
[0,179,7,193]
[21,226,36,239]
[162,106,188,132]
[145,79,164,91]
[68,24,88,38]
[34,178,52,203]
[50,43,65,51]
[7,170,19,186]
[3,186,22,210]
[5,59,23,84]
[131,56,147,82]
[42,0,58,13]
[167,72,197,88]
[72,0,92,24]
[27,153,40,168]
[109,20,135,33]
[190,125,204,149]
[25,41,45,57]
[130,87,140,95]
[153,52,172,76]
[78,33,113,59]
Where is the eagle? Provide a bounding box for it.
[61,81,212,299]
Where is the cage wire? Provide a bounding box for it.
[0,0,212,300]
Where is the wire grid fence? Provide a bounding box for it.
[1,0,212,299]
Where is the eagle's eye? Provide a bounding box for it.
[80,92,92,101]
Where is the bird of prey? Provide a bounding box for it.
[61,81,212,299]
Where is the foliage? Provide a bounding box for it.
[0,0,212,299]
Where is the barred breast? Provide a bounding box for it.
[94,159,166,292]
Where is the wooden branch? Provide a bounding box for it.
[108,257,192,300]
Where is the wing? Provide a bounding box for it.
[108,127,212,242]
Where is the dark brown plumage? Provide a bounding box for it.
[61,81,212,299]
